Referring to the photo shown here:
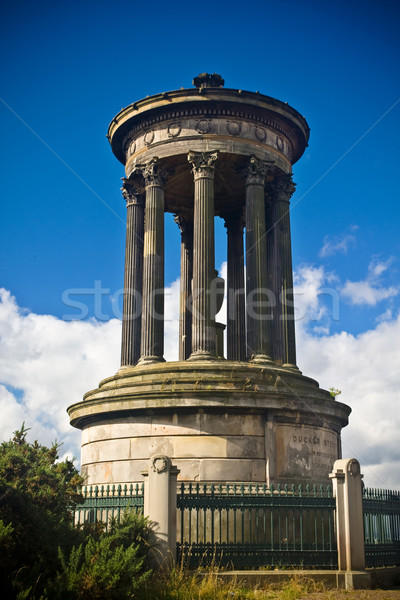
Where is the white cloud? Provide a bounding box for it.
[319,228,357,258]
[342,258,398,306]
[292,263,400,489]
[293,264,340,329]
[297,313,400,489]
[376,308,393,323]
[342,280,397,305]
[0,288,121,460]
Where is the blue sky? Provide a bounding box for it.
[1,0,399,488]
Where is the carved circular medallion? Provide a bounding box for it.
[144,130,155,146]
[276,135,284,152]
[128,139,136,156]
[168,122,181,137]
[196,119,212,134]
[226,121,241,136]
[150,455,169,474]
[255,126,266,142]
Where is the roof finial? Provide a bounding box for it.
[193,73,225,89]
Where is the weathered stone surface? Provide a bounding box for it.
[275,424,340,481]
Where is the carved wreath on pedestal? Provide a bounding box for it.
[150,455,169,474]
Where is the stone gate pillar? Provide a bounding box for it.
[120,178,144,367]
[188,151,218,360]
[330,458,371,590]
[142,454,180,567]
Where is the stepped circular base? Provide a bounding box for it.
[68,361,351,486]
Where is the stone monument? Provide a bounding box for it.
[68,73,351,485]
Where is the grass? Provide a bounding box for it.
[137,564,400,600]
[139,567,325,600]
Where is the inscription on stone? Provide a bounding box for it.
[276,425,338,480]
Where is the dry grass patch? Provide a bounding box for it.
[139,566,400,600]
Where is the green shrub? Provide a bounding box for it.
[0,425,83,599]
[53,511,152,599]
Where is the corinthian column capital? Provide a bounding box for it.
[133,157,171,187]
[187,151,219,179]
[270,173,296,201]
[121,178,145,206]
[245,155,273,186]
[174,214,193,243]
[174,213,186,233]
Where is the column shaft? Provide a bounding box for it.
[138,159,167,364]
[175,215,193,360]
[188,151,218,359]
[245,156,273,362]
[269,173,297,367]
[120,179,144,366]
[224,213,246,361]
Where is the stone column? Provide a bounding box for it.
[268,173,297,367]
[330,458,371,590]
[136,158,167,365]
[245,156,273,362]
[223,211,246,361]
[187,151,218,360]
[120,178,144,367]
[175,215,193,361]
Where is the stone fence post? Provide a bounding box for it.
[142,455,180,568]
[330,458,371,590]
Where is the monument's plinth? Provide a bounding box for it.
[68,361,350,485]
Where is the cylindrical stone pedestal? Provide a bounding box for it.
[70,360,350,486]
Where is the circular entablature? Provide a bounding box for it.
[108,88,309,167]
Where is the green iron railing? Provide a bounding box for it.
[73,480,400,571]
[363,487,400,568]
[176,482,337,570]
[75,483,144,530]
